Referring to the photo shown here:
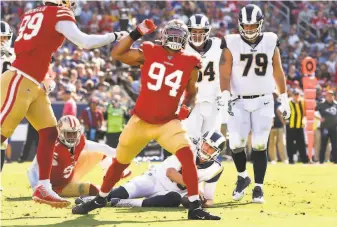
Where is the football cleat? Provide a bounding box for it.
[232,176,251,201]
[32,185,70,208]
[75,195,96,205]
[188,200,221,220]
[72,195,107,215]
[252,186,264,203]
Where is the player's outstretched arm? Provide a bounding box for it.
[111,19,157,66]
[83,140,116,157]
[182,68,199,108]
[166,168,185,186]
[55,21,127,49]
[272,47,286,94]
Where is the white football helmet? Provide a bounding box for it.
[42,0,77,10]
[196,131,226,162]
[187,14,211,47]
[57,115,82,148]
[238,4,264,41]
[0,21,13,54]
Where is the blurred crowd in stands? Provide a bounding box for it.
[1,1,336,164]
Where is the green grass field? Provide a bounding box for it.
[1,161,337,227]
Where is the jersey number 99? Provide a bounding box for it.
[16,13,44,41]
[147,62,183,97]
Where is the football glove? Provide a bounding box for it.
[279,93,291,119]
[137,19,157,36]
[177,105,190,120]
[41,78,56,95]
[220,90,231,112]
[114,31,129,41]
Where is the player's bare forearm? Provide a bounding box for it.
[183,68,199,108]
[110,36,144,66]
[166,168,185,186]
[219,48,232,92]
[273,47,286,94]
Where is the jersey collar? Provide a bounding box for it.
[241,34,264,50]
[189,39,213,56]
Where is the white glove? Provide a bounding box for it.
[41,78,56,95]
[114,31,129,41]
[220,90,231,112]
[279,93,291,119]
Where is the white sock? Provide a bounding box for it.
[116,199,142,207]
[99,191,109,198]
[255,183,263,189]
[188,195,199,202]
[38,179,51,188]
[238,170,248,178]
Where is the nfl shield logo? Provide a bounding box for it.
[168,56,173,60]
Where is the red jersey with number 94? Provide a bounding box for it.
[12,5,76,83]
[133,42,201,124]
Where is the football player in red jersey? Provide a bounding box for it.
[0,0,127,208]
[27,115,131,197]
[72,19,221,220]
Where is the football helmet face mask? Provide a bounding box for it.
[187,14,211,47]
[57,115,82,148]
[161,19,189,51]
[196,131,226,162]
[0,21,13,54]
[238,4,264,41]
[42,0,77,11]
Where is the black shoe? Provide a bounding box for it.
[232,176,251,201]
[72,195,107,214]
[17,157,25,163]
[252,186,264,203]
[74,195,96,205]
[188,200,221,220]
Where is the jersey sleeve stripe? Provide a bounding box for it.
[58,9,72,13]
[56,13,74,18]
[205,166,224,183]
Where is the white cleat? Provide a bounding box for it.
[232,176,251,201]
[252,186,264,204]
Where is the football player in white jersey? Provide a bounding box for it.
[182,14,226,143]
[0,21,15,180]
[75,131,225,209]
[219,4,291,203]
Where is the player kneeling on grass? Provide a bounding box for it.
[76,131,225,208]
[28,115,131,197]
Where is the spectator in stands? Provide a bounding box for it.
[105,95,129,148]
[298,4,314,22]
[62,87,77,116]
[312,11,328,29]
[316,90,337,164]
[80,99,104,142]
[268,93,288,164]
[286,89,309,164]
[288,26,300,47]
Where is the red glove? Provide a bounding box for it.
[178,105,190,120]
[137,19,157,35]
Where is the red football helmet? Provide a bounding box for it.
[161,19,189,51]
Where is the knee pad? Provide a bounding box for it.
[165,191,182,207]
[232,147,245,154]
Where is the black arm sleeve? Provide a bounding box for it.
[220,37,227,49]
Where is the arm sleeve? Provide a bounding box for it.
[55,21,117,49]
[220,36,227,49]
[82,140,116,156]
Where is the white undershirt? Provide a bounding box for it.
[55,21,116,49]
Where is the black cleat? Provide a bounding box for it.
[74,195,95,205]
[232,176,251,201]
[72,195,107,214]
[252,186,264,203]
[188,200,221,220]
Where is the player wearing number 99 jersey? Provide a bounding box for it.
[72,19,221,221]
[0,0,127,208]
[219,4,291,203]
